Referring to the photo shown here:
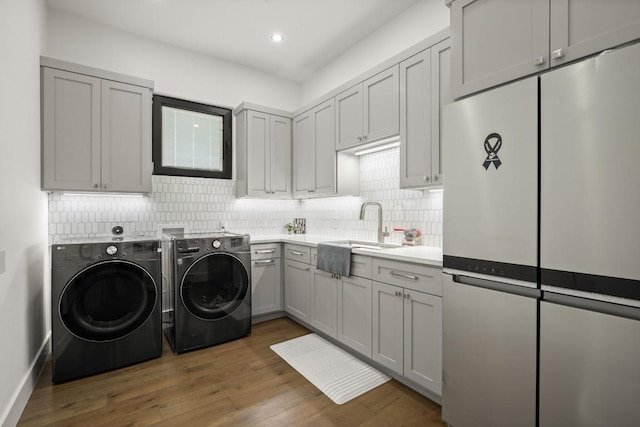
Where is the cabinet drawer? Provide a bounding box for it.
[284,244,312,264]
[372,258,442,296]
[251,243,281,260]
[350,255,372,279]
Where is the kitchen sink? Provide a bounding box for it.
[324,240,401,250]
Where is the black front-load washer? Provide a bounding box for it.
[50,238,161,383]
[162,232,251,354]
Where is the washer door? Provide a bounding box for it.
[181,253,249,320]
[59,260,157,342]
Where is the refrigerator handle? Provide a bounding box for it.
[544,292,640,322]
[452,273,541,299]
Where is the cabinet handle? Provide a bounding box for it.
[395,291,402,297]
[308,189,315,193]
[390,271,418,281]
[362,135,368,141]
[357,136,362,142]
[551,49,564,60]
[434,175,439,182]
[289,250,305,256]
[533,56,545,66]
[404,293,411,299]
[254,249,276,254]
[94,183,99,188]
[102,184,109,189]
[289,264,309,272]
[254,259,275,266]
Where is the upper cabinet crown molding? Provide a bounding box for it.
[450,0,640,99]
[40,56,153,90]
[41,58,153,193]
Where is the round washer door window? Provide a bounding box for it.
[181,253,249,320]
[59,261,157,342]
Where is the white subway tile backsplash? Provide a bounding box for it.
[47,147,443,246]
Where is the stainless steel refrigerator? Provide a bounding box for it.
[442,41,640,427]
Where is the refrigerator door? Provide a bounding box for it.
[442,273,539,427]
[442,77,538,283]
[540,295,640,427]
[541,42,640,295]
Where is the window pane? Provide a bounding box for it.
[161,106,224,172]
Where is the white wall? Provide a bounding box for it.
[300,0,450,105]
[45,8,301,112]
[0,0,49,426]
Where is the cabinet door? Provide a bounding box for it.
[101,80,152,193]
[311,268,338,338]
[550,0,640,67]
[42,68,101,191]
[363,65,399,143]
[334,84,363,150]
[284,259,311,322]
[292,111,313,197]
[430,39,451,186]
[246,111,270,197]
[251,258,281,316]
[270,115,292,197]
[403,290,442,396]
[338,275,372,358]
[451,0,549,99]
[312,99,336,196]
[372,281,404,375]
[399,50,432,188]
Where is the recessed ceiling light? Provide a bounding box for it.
[270,33,283,42]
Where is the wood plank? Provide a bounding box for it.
[18,317,446,426]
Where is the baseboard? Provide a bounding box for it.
[1,333,50,427]
[252,311,285,324]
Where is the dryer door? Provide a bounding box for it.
[59,260,158,342]
[180,253,249,320]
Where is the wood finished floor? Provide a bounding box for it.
[18,317,446,426]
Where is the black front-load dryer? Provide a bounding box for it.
[51,238,161,383]
[162,232,251,354]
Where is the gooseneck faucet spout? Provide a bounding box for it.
[359,202,389,243]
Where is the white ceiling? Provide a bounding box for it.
[45,0,425,82]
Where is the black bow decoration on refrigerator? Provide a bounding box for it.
[482,132,502,170]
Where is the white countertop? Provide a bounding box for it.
[250,234,443,267]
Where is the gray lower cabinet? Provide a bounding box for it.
[451,0,640,99]
[251,243,282,316]
[283,244,312,322]
[399,37,450,189]
[236,106,292,199]
[338,274,372,358]
[372,258,443,396]
[310,267,339,338]
[41,58,153,192]
[311,261,374,349]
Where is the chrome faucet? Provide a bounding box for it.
[359,202,389,243]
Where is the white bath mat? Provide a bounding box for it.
[270,333,390,405]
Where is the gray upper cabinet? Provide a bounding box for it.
[334,66,399,151]
[549,0,640,67]
[451,0,549,100]
[294,101,336,197]
[236,105,291,199]
[293,99,358,198]
[400,38,451,189]
[41,58,153,193]
[451,0,640,99]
